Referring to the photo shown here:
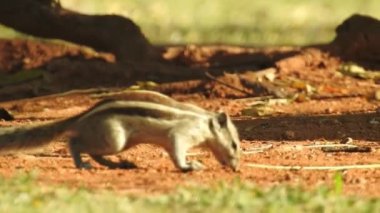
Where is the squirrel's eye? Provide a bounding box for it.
[232,142,237,150]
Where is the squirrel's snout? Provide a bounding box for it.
[228,158,240,172]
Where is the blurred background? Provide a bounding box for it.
[1,0,379,46]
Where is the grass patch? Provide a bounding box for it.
[1,1,380,46]
[62,0,380,46]
[0,172,379,213]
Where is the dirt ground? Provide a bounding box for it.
[0,15,380,197]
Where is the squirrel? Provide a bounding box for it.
[0,90,240,172]
[99,90,210,115]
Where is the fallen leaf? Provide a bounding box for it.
[375,90,380,101]
[338,62,380,80]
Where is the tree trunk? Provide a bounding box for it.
[0,0,161,62]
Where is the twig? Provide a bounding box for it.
[33,153,71,158]
[321,146,371,153]
[245,163,380,171]
[243,144,273,155]
[304,144,358,148]
[234,96,274,102]
[311,93,367,100]
[205,72,253,96]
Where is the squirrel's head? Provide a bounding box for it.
[208,112,240,171]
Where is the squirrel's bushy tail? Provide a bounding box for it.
[0,116,78,152]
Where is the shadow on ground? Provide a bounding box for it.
[236,112,380,141]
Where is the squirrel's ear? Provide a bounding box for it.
[209,113,228,130]
[216,112,228,127]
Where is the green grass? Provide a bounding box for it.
[1,172,379,213]
[1,1,380,46]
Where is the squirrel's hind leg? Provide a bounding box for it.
[69,137,92,169]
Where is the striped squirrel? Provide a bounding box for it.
[0,91,240,172]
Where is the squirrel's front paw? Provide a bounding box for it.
[189,160,205,170]
[180,161,205,172]
[76,162,93,170]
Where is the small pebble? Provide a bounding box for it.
[340,137,353,144]
[283,130,295,140]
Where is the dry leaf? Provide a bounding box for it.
[338,62,380,80]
